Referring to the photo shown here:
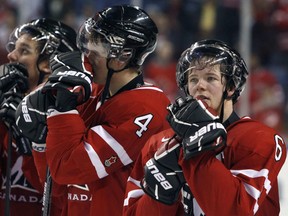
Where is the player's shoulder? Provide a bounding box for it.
[143,128,176,153]
[130,83,169,99]
[230,116,278,134]
[141,128,176,162]
[227,116,286,156]
[109,84,170,109]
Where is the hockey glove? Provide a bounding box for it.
[166,96,214,138]
[167,96,227,159]
[0,89,23,123]
[141,136,185,205]
[11,124,32,155]
[42,51,93,112]
[15,87,54,145]
[0,63,29,102]
[0,88,32,155]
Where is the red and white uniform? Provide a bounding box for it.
[32,83,102,216]
[123,115,287,216]
[123,128,184,215]
[0,122,44,216]
[45,75,171,215]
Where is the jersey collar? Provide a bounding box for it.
[223,111,240,128]
[114,73,144,95]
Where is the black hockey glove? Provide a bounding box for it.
[11,124,32,156]
[15,87,54,145]
[0,63,29,103]
[141,136,185,205]
[42,51,93,112]
[0,89,23,123]
[167,96,227,159]
[0,89,32,155]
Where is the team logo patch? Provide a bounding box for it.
[104,156,117,167]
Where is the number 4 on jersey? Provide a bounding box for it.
[134,114,153,137]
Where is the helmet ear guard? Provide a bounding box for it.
[117,48,134,62]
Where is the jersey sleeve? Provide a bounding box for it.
[179,120,287,215]
[32,151,49,185]
[45,90,170,184]
[123,129,184,216]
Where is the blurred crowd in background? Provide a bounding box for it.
[0,0,288,136]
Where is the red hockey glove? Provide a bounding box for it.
[141,136,185,205]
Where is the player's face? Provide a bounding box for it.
[7,34,41,92]
[187,64,226,114]
[85,50,109,84]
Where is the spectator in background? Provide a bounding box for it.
[144,38,179,102]
[215,0,240,47]
[0,3,18,65]
[144,0,202,59]
[9,0,43,23]
[249,53,285,133]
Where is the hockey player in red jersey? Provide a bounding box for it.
[16,5,170,216]
[0,18,79,215]
[123,39,287,215]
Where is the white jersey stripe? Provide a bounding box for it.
[124,189,145,206]
[132,86,164,92]
[127,176,141,187]
[124,177,144,206]
[84,142,108,178]
[230,168,271,214]
[242,183,260,214]
[92,125,133,165]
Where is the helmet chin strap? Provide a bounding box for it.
[100,59,130,104]
[219,91,228,123]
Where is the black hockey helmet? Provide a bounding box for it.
[77,5,158,67]
[176,39,248,103]
[6,18,78,55]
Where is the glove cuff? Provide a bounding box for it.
[47,108,78,117]
[32,142,46,152]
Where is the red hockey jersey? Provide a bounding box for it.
[0,122,44,216]
[123,117,287,216]
[45,80,171,215]
[31,83,102,216]
[123,128,184,216]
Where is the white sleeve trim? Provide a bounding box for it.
[84,142,108,178]
[47,108,78,117]
[123,189,145,206]
[230,168,271,214]
[91,125,133,165]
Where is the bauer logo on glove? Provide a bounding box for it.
[141,136,185,205]
[182,121,226,159]
[42,51,93,111]
[167,96,227,159]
